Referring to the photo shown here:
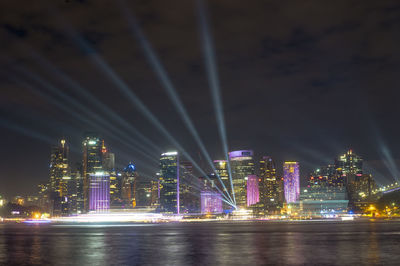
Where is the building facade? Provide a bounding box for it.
[283,162,300,203]
[89,172,110,212]
[247,175,260,206]
[159,152,180,214]
[229,150,255,208]
[259,156,281,213]
[49,139,70,216]
[82,134,104,212]
[121,163,137,208]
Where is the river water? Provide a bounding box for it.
[0,220,399,265]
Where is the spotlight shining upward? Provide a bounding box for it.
[197,0,236,205]
[63,21,235,206]
[119,2,234,204]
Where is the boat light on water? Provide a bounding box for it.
[54,212,165,223]
[23,219,52,224]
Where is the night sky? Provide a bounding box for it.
[1,0,400,198]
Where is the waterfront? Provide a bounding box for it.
[1,220,400,265]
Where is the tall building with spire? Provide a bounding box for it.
[50,139,69,197]
[49,138,70,216]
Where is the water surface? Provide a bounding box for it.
[1,220,399,265]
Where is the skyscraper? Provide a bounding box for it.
[49,139,69,197]
[247,175,259,206]
[335,149,363,177]
[201,191,223,214]
[72,169,84,214]
[82,133,114,212]
[335,149,363,189]
[49,139,70,216]
[159,152,179,214]
[89,172,110,212]
[121,163,137,208]
[259,156,280,212]
[214,160,230,196]
[180,161,198,213]
[135,174,152,207]
[229,150,255,208]
[283,162,300,203]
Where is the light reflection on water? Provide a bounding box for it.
[0,221,400,265]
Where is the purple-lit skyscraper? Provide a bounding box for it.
[89,172,110,212]
[229,150,255,208]
[201,191,223,214]
[283,162,300,203]
[247,175,259,206]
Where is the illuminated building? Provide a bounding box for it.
[49,139,71,216]
[38,183,51,213]
[150,178,160,207]
[283,162,300,203]
[135,175,152,207]
[247,175,259,206]
[109,171,122,208]
[0,195,5,207]
[89,172,110,212]
[50,139,69,196]
[201,191,223,214]
[311,150,368,211]
[121,163,137,208]
[180,161,198,213]
[297,187,349,217]
[72,170,84,214]
[82,133,103,212]
[229,150,255,207]
[13,196,25,206]
[309,164,341,188]
[214,160,230,195]
[159,151,180,214]
[259,156,281,212]
[335,149,363,178]
[348,173,377,212]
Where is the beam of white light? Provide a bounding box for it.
[363,162,391,186]
[0,117,54,145]
[374,133,399,182]
[138,171,236,208]
[119,3,234,204]
[10,74,159,164]
[196,0,236,205]
[63,26,235,206]
[26,50,161,154]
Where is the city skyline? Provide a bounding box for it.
[0,132,383,214]
[1,0,400,199]
[2,1,400,265]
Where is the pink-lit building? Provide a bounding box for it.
[247,175,260,206]
[283,162,300,203]
[201,191,223,214]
